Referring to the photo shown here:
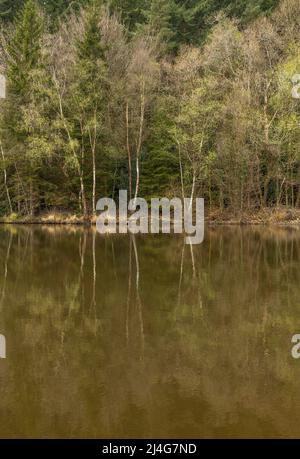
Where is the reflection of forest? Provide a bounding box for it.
[0,225,299,438]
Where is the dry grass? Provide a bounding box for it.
[0,207,299,226]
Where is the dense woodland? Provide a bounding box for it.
[0,0,299,218]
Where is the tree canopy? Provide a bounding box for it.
[0,0,298,219]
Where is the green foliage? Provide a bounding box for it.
[1,0,46,214]
[7,0,43,97]
[0,0,24,22]
[0,0,298,217]
[144,0,174,48]
[108,0,149,31]
[75,0,107,103]
[141,104,179,199]
[169,0,279,47]
[39,0,87,19]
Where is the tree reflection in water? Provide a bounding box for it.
[0,225,299,438]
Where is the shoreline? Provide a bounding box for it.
[0,208,299,227]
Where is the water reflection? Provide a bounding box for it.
[0,225,299,438]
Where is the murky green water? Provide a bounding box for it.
[0,225,300,438]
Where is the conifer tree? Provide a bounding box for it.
[76,0,108,214]
[7,0,43,98]
[56,0,108,215]
[40,0,86,19]
[145,0,174,50]
[0,0,24,22]
[2,0,44,214]
[109,0,149,31]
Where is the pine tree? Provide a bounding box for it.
[39,0,86,19]
[0,0,24,22]
[77,0,105,65]
[65,0,108,215]
[141,105,179,200]
[228,0,279,23]
[1,0,45,215]
[7,0,43,98]
[109,0,149,31]
[145,0,174,49]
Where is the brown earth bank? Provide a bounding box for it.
[0,207,299,226]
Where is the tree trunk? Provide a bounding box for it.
[176,139,185,201]
[55,77,88,217]
[90,111,98,216]
[189,169,196,211]
[80,174,87,217]
[126,102,132,200]
[134,81,145,202]
[0,141,12,214]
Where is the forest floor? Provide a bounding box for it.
[0,207,300,226]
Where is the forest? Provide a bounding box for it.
[0,0,299,221]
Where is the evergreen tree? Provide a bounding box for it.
[39,0,86,19]
[109,0,149,31]
[0,0,24,22]
[60,0,108,215]
[227,0,279,23]
[141,105,179,200]
[170,0,279,48]
[2,0,45,214]
[7,0,43,98]
[145,0,175,49]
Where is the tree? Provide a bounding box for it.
[124,36,159,200]
[7,0,43,97]
[0,0,298,219]
[140,103,180,200]
[76,0,108,215]
[144,0,174,51]
[271,50,300,207]
[51,1,108,216]
[108,0,149,32]
[0,0,24,22]
[172,47,223,208]
[1,0,44,215]
[40,0,87,21]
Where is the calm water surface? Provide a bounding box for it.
[0,225,299,438]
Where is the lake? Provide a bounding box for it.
[0,225,299,438]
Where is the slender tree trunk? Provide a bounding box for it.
[92,148,96,216]
[0,141,12,214]
[55,77,87,217]
[209,175,212,212]
[296,186,300,208]
[277,178,285,206]
[189,169,196,211]
[263,81,271,144]
[290,168,294,207]
[176,139,185,201]
[14,161,28,215]
[134,81,145,202]
[89,110,98,216]
[80,173,87,217]
[112,163,118,198]
[126,102,132,200]
[134,154,140,203]
[29,179,33,217]
[90,143,96,216]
